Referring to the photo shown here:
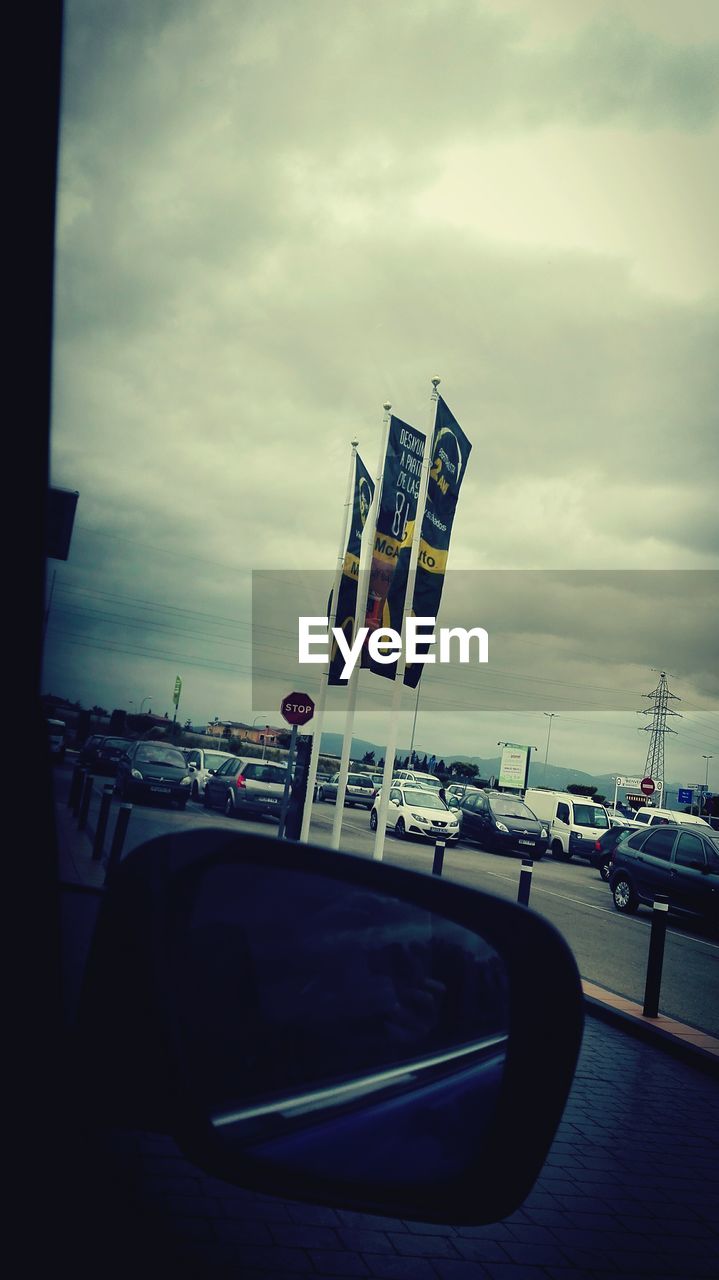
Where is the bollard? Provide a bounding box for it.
[432,840,446,877]
[517,858,534,906]
[78,773,95,830]
[92,785,115,861]
[68,764,84,811]
[104,804,133,884]
[643,893,669,1018]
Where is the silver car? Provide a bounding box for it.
[317,772,377,809]
[203,755,288,820]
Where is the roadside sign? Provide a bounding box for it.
[641,777,655,796]
[173,675,182,707]
[677,788,693,804]
[281,692,315,726]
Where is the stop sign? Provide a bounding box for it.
[280,692,315,726]
[641,777,655,796]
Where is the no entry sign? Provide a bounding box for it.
[641,777,656,796]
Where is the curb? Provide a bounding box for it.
[582,989,719,1080]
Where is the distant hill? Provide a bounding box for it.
[318,732,687,806]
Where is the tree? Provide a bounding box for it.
[361,750,375,764]
[567,784,597,797]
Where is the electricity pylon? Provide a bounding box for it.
[638,670,681,795]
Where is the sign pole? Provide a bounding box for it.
[277,724,298,840]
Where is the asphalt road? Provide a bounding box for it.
[57,768,719,1036]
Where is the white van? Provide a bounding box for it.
[630,806,711,829]
[523,788,611,862]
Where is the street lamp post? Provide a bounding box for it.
[701,755,713,815]
[543,713,557,782]
[139,696,153,715]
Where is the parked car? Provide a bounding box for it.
[183,747,237,800]
[629,806,712,830]
[203,755,287,820]
[608,823,719,928]
[523,789,610,862]
[77,735,134,777]
[115,740,192,808]
[370,784,460,843]
[392,769,444,792]
[318,772,376,809]
[589,825,632,882]
[455,790,548,859]
[313,770,333,800]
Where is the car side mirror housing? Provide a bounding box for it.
[75,830,583,1226]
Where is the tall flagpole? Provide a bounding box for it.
[300,440,358,843]
[372,377,440,861]
[330,402,392,850]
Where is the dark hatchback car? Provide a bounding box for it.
[78,735,134,777]
[203,756,287,820]
[609,823,719,929]
[115,740,192,809]
[454,790,548,859]
[588,824,636,882]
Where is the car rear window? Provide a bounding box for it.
[242,763,286,783]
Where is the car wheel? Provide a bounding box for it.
[370,810,378,831]
[224,793,235,818]
[394,818,406,839]
[612,876,638,914]
[599,859,612,883]
[551,839,570,862]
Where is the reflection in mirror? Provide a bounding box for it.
[171,863,510,1142]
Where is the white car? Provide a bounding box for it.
[183,747,237,800]
[392,769,445,793]
[370,784,460,843]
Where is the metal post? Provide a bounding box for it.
[517,858,533,906]
[278,724,298,840]
[104,805,133,884]
[92,785,115,861]
[642,894,669,1018]
[69,764,84,811]
[78,773,94,830]
[432,840,445,877]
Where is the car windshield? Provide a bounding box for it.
[490,799,536,820]
[103,738,130,751]
[404,789,446,810]
[573,804,609,829]
[135,746,187,767]
[348,775,373,786]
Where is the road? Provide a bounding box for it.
[56,766,719,1036]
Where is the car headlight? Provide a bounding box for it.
[496,822,509,833]
[131,769,143,780]
[540,828,547,839]
[181,776,191,786]
[411,812,426,821]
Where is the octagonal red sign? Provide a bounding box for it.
[281,692,315,726]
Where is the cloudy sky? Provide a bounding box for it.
[44,0,718,789]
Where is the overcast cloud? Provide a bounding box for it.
[44,0,719,789]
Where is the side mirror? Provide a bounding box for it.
[76,830,583,1226]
